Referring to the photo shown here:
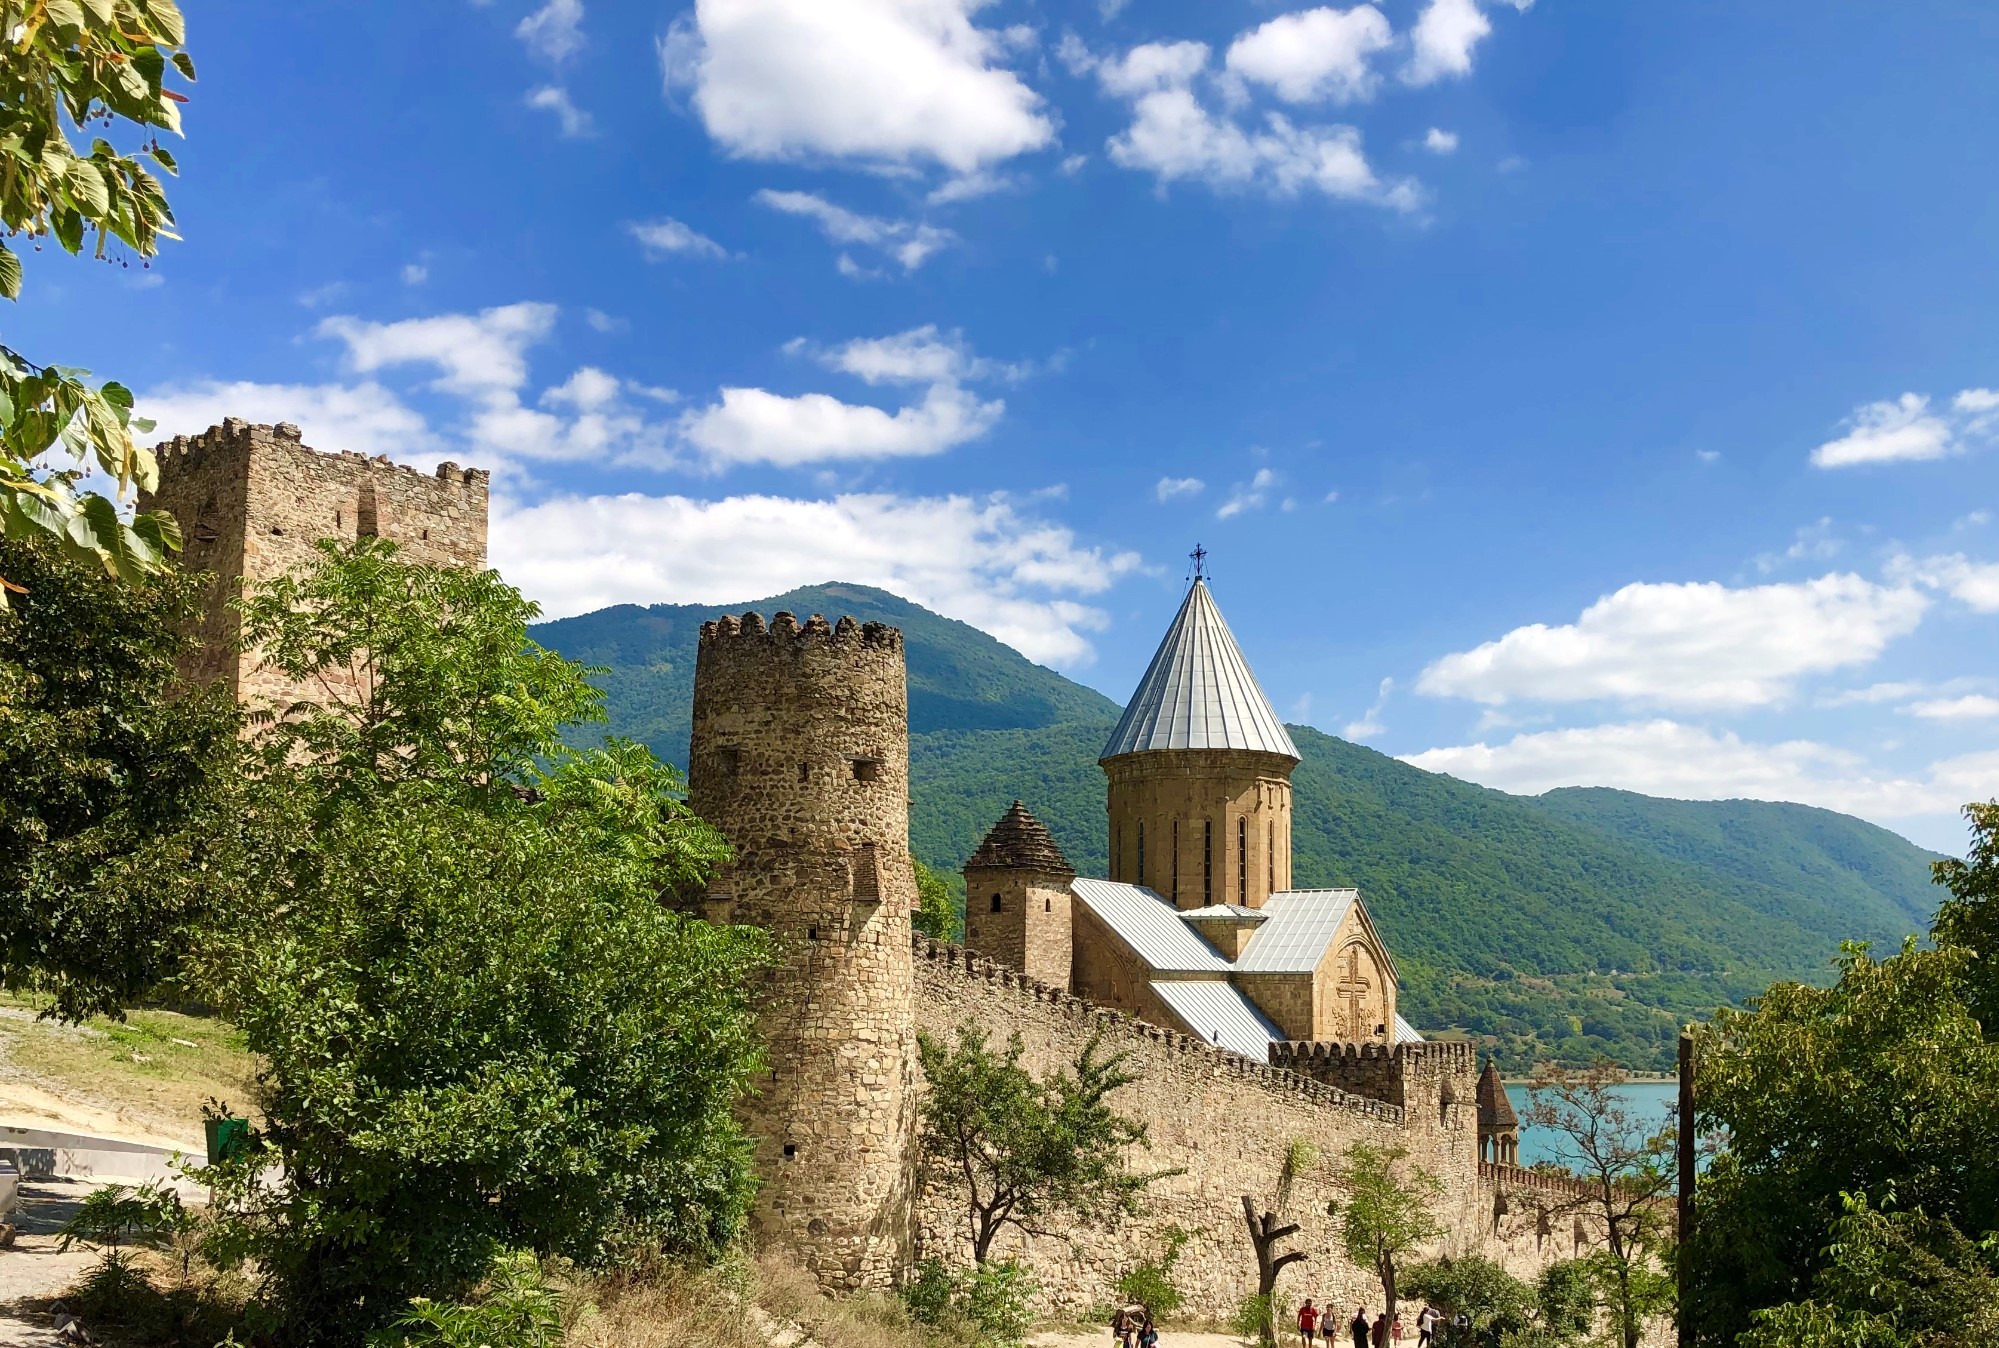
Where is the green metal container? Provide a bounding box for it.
[205,1116,249,1166]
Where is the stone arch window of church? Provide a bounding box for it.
[1044,894,1051,912]
[1237,817,1247,905]
[1171,821,1179,903]
[1137,822,1145,886]
[991,893,1003,913]
[1203,821,1213,904]
[1267,820,1275,892]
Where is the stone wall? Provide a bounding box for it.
[910,940,1583,1319]
[962,868,1075,991]
[1103,748,1296,910]
[689,612,919,1292]
[142,418,488,703]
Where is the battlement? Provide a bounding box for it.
[914,935,1406,1124]
[151,418,487,488]
[1268,1035,1477,1112]
[699,610,903,651]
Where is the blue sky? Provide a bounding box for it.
[16,0,1999,851]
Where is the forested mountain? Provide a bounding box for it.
[533,584,1947,1070]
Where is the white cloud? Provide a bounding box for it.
[1891,553,1999,612]
[1403,0,1490,85]
[1695,448,1722,464]
[628,217,730,260]
[1344,676,1393,740]
[490,489,1143,666]
[584,308,626,334]
[525,85,594,137]
[1417,573,1930,710]
[1423,127,1459,153]
[663,0,1054,174]
[1225,6,1394,105]
[754,189,955,271]
[1906,694,1999,721]
[808,325,1007,385]
[1817,680,1930,708]
[1753,516,1842,573]
[1957,388,1999,414]
[1812,393,1956,468]
[1095,40,1418,209]
[318,303,557,397]
[517,0,585,63]
[135,380,439,463]
[1402,719,1999,823]
[1217,468,1279,518]
[1155,476,1205,501]
[401,263,428,285]
[679,382,1000,469]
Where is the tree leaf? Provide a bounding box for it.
[0,244,19,300]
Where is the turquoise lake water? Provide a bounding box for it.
[1505,1080,1678,1169]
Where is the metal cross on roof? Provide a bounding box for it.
[1189,542,1207,581]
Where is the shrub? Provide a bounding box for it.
[58,1181,194,1252]
[898,1257,1035,1347]
[1115,1226,1189,1321]
[367,1253,566,1348]
[1400,1257,1532,1347]
[1231,1293,1273,1343]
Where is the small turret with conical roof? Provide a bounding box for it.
[1476,1059,1520,1165]
[962,801,1077,989]
[1101,555,1300,911]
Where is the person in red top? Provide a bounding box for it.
[1298,1298,1322,1344]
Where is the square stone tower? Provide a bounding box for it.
[138,418,489,704]
[962,800,1077,991]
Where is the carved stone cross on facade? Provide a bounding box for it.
[1335,944,1372,1040]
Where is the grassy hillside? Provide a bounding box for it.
[532,586,1950,1071]
[533,583,1118,762]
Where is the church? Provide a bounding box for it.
[959,568,1419,1060]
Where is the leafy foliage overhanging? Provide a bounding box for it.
[1,0,194,596]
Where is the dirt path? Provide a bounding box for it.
[0,1178,101,1348]
[1031,1333,1249,1348]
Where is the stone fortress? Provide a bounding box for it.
[153,425,1599,1316]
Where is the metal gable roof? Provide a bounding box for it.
[1234,888,1360,973]
[1071,879,1232,973]
[1151,979,1285,1060]
[1101,579,1301,761]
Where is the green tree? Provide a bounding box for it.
[913,856,958,941]
[1687,803,1999,1347]
[1,0,193,595]
[0,535,237,1020]
[1328,1141,1445,1326]
[1533,1259,1596,1344]
[1398,1256,1533,1347]
[193,541,766,1345]
[1519,1062,1676,1348]
[916,1019,1162,1264]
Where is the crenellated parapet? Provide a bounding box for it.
[913,935,1406,1124]
[698,609,902,649]
[1269,1037,1478,1124]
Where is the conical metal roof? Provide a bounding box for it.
[1101,579,1300,762]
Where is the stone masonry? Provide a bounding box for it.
[1103,747,1297,909]
[139,419,488,704]
[962,802,1077,991]
[688,611,920,1293]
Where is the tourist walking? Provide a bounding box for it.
[1298,1297,1322,1345]
[1350,1306,1372,1348]
[1391,1311,1403,1344]
[1372,1311,1390,1347]
[1138,1314,1159,1348]
[1416,1305,1438,1348]
[1111,1302,1146,1348]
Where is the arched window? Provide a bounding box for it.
[1203,821,1213,904]
[990,893,1004,913]
[1137,822,1145,886]
[1268,820,1276,893]
[1113,823,1121,881]
[1238,817,1247,905]
[1171,820,1180,903]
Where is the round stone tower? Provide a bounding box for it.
[688,610,917,1292]
[1101,577,1301,910]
